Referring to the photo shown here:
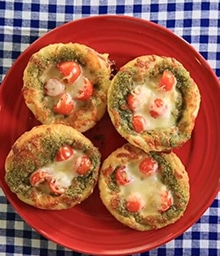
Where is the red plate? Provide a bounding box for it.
[0,15,220,255]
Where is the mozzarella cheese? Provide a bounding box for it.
[41,63,93,111]
[119,159,172,214]
[132,76,178,130]
[34,149,85,193]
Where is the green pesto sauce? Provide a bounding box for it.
[58,47,88,67]
[5,167,32,194]
[110,72,133,130]
[108,166,121,193]
[150,152,188,209]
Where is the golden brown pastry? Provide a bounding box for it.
[107,55,201,152]
[5,124,101,210]
[23,43,112,132]
[99,143,190,231]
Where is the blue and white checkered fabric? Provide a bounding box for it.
[1,191,220,255]
[0,1,220,255]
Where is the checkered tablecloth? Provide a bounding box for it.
[0,1,220,255]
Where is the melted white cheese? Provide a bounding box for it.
[35,149,85,193]
[120,159,171,214]
[41,64,94,112]
[132,77,178,130]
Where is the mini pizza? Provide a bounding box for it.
[5,124,101,210]
[99,143,190,231]
[23,43,112,132]
[107,55,201,152]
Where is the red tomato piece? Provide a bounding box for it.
[49,180,65,195]
[115,166,131,185]
[127,86,142,111]
[132,115,146,133]
[53,93,75,115]
[55,145,74,162]
[30,169,50,186]
[57,61,81,84]
[149,98,166,118]
[139,157,158,176]
[159,190,173,212]
[30,169,65,195]
[126,195,144,213]
[127,94,137,111]
[76,155,92,175]
[158,70,176,91]
[75,78,94,100]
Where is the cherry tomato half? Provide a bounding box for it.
[127,85,142,111]
[49,180,65,195]
[57,61,81,84]
[30,169,66,195]
[115,166,131,185]
[126,195,144,213]
[76,155,92,175]
[53,93,75,115]
[75,78,94,101]
[158,190,173,212]
[132,115,146,133]
[139,157,158,176]
[127,94,137,111]
[158,70,176,91]
[30,169,50,186]
[55,145,74,162]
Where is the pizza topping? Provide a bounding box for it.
[29,147,93,195]
[127,78,179,130]
[159,189,173,212]
[55,145,74,162]
[131,85,142,95]
[42,58,99,118]
[30,168,67,195]
[30,169,50,187]
[127,86,142,111]
[44,78,65,96]
[49,179,66,195]
[57,61,81,84]
[139,157,158,176]
[75,155,92,175]
[43,62,95,116]
[113,154,174,215]
[75,77,94,100]
[158,70,176,91]
[127,94,136,111]
[125,194,144,213]
[123,68,180,130]
[53,92,75,115]
[132,114,146,133]
[115,166,132,185]
[149,98,167,119]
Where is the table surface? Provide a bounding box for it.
[0,1,220,256]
